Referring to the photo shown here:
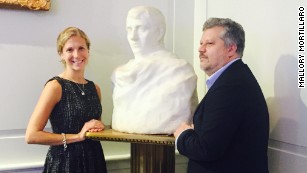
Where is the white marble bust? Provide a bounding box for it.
[111,6,198,134]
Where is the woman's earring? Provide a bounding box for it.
[60,59,66,64]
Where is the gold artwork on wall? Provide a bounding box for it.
[0,0,50,11]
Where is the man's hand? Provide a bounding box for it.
[174,122,194,138]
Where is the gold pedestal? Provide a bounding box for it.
[86,126,175,173]
[131,143,175,173]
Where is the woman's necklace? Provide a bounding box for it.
[75,83,85,95]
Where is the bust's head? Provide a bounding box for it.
[126,6,166,57]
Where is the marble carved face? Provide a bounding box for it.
[126,6,164,57]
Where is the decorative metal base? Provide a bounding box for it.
[86,127,176,173]
[131,143,175,173]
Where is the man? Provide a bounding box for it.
[174,18,269,173]
[111,6,197,134]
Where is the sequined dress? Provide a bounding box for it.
[43,76,107,173]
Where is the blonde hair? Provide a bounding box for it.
[56,27,91,55]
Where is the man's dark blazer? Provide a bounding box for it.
[177,59,269,173]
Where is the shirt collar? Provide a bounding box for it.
[206,58,240,90]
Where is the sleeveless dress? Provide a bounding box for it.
[43,76,107,173]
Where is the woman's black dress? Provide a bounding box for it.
[43,76,107,173]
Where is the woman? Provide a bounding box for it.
[25,27,107,173]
